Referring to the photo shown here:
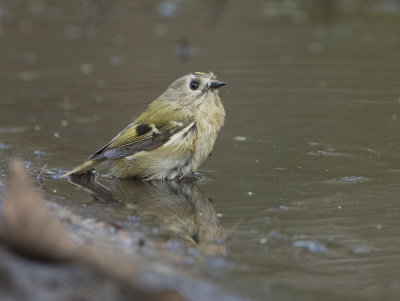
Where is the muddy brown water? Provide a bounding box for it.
[1,1,400,300]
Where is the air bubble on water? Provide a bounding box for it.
[158,1,177,17]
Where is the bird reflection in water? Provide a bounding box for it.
[69,172,226,255]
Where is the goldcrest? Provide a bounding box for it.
[61,72,226,180]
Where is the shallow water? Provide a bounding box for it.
[1,1,400,300]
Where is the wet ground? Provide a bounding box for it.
[1,1,400,300]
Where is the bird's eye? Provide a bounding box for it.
[190,80,200,90]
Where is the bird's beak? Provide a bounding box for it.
[210,82,226,89]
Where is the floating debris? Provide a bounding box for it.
[234,136,247,142]
[269,230,285,240]
[352,246,372,255]
[37,163,48,184]
[293,240,327,253]
[340,176,366,182]
[33,150,45,159]
[324,176,370,185]
[307,150,351,157]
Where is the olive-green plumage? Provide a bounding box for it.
[60,72,226,180]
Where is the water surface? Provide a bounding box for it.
[1,1,400,300]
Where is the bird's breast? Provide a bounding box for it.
[191,96,225,170]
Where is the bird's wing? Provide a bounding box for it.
[88,121,196,160]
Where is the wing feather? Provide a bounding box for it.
[88,121,194,161]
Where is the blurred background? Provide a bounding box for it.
[1,0,400,300]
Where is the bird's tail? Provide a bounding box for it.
[58,159,106,179]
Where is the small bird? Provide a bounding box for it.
[61,72,226,180]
